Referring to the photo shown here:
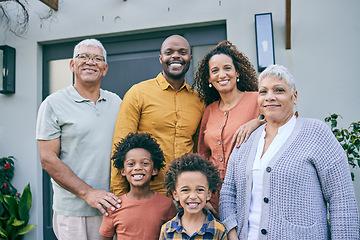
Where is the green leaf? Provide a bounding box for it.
[0,201,4,216]
[349,160,355,168]
[3,196,18,219]
[6,171,14,180]
[348,146,354,154]
[331,119,337,128]
[354,139,360,151]
[17,224,36,235]
[5,217,15,240]
[19,184,31,224]
[11,218,24,227]
[333,128,340,133]
[0,225,7,238]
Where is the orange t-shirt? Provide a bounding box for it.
[100,192,177,240]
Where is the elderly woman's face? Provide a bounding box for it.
[258,76,297,123]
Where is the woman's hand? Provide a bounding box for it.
[232,118,263,148]
[204,202,219,219]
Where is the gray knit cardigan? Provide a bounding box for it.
[219,117,359,239]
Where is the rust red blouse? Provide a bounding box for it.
[198,91,259,180]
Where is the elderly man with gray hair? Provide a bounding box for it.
[36,39,122,240]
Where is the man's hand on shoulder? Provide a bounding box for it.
[83,189,121,216]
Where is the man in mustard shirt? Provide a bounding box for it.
[111,35,205,196]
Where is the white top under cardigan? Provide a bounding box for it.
[248,115,296,239]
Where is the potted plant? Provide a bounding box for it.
[0,156,36,240]
[325,114,360,181]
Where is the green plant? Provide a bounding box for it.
[0,156,17,197]
[0,157,36,239]
[325,113,360,181]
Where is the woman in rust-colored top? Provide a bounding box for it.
[193,41,261,217]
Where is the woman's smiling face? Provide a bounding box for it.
[208,54,239,95]
[258,75,297,124]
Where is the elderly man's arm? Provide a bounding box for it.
[38,138,121,216]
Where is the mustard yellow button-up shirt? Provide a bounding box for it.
[111,73,205,196]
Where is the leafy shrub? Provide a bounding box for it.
[0,156,17,197]
[325,114,360,181]
[0,157,36,239]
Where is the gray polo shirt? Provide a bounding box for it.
[36,85,121,216]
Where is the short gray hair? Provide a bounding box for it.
[258,64,296,92]
[73,39,107,64]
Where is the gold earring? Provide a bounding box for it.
[294,104,299,117]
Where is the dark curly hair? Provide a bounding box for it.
[193,40,258,106]
[163,153,221,196]
[112,133,166,172]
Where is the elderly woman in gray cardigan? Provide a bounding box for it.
[219,64,359,239]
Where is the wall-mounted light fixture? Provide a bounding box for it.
[255,13,275,72]
[0,45,16,94]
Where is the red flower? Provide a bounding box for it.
[3,183,8,189]
[3,162,10,170]
[16,193,20,197]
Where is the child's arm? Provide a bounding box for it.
[100,235,113,240]
[227,228,239,240]
[99,213,116,240]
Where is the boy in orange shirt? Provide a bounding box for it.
[100,133,177,240]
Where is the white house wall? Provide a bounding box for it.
[0,0,359,239]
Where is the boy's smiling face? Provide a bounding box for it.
[121,148,158,188]
[172,171,211,216]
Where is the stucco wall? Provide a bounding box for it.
[0,0,359,239]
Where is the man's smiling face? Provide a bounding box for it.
[70,45,108,86]
[159,35,192,81]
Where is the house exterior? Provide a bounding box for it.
[0,0,359,239]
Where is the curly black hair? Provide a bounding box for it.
[193,40,258,106]
[112,133,166,172]
[163,153,221,196]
